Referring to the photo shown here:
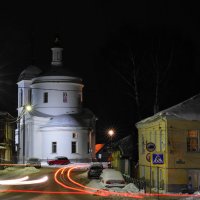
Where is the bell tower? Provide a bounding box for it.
[51,37,63,66]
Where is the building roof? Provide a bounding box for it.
[95,144,105,154]
[31,108,95,128]
[40,65,81,79]
[114,135,134,158]
[45,114,87,127]
[136,93,200,125]
[18,37,81,82]
[18,65,42,81]
[0,111,14,118]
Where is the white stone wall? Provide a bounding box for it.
[31,76,83,115]
[39,127,90,160]
[17,72,95,163]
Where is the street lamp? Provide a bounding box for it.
[107,129,115,168]
[22,104,32,164]
[25,105,32,112]
[108,129,115,148]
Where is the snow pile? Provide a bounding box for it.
[86,180,143,194]
[86,180,104,191]
[122,183,140,193]
[15,167,40,175]
[0,167,16,174]
[0,167,40,176]
[151,187,166,194]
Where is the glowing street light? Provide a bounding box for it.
[107,129,115,168]
[25,105,32,112]
[108,129,115,147]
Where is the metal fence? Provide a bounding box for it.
[123,174,146,192]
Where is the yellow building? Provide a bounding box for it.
[136,94,200,193]
[0,112,15,163]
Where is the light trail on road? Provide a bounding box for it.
[0,176,29,184]
[58,164,200,199]
[54,165,143,199]
[0,176,48,185]
[1,164,200,199]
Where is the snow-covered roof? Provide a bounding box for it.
[29,110,53,118]
[31,109,94,127]
[18,65,42,81]
[45,114,87,127]
[137,93,200,124]
[0,111,14,118]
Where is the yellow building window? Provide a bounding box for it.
[187,130,199,152]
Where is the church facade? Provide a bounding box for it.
[15,38,96,163]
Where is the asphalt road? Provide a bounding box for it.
[0,167,102,200]
[0,166,190,200]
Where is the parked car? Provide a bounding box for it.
[100,169,126,188]
[88,163,103,179]
[26,158,41,169]
[47,156,70,165]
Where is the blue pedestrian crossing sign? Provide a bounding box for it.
[152,153,164,164]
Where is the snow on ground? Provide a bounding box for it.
[0,163,144,193]
[0,167,39,176]
[86,179,143,194]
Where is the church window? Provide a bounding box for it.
[28,89,32,104]
[52,142,57,153]
[63,92,67,103]
[72,141,77,153]
[44,92,48,103]
[72,133,77,138]
[19,88,23,107]
[88,142,91,154]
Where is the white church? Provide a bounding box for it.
[15,38,96,163]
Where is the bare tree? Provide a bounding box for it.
[151,41,174,113]
[110,41,174,120]
[111,49,142,121]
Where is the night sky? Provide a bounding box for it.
[1,2,200,143]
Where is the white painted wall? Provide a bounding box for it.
[16,67,95,163]
[31,76,83,115]
[39,127,90,160]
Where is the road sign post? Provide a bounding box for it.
[152,153,164,165]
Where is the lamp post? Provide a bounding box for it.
[22,105,32,164]
[107,129,115,168]
[108,129,115,150]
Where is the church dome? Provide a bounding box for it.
[18,65,42,81]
